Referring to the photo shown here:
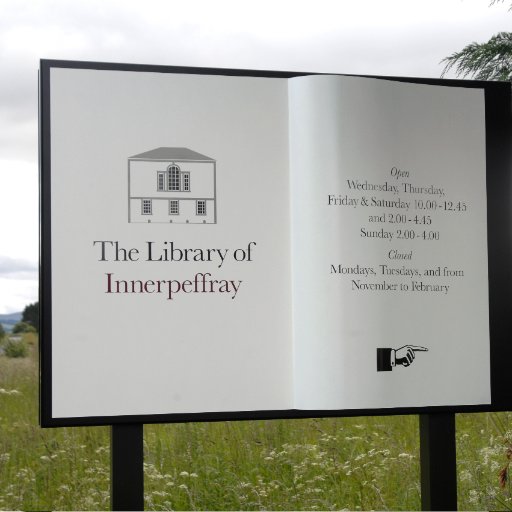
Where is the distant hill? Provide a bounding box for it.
[0,312,22,332]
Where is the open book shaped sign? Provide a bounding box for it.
[39,60,512,427]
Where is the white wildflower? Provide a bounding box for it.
[491,461,501,472]
[0,388,21,395]
[459,470,472,482]
[468,489,480,504]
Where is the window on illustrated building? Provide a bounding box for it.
[157,172,165,191]
[142,199,152,215]
[168,165,180,191]
[182,172,190,191]
[157,166,190,193]
[196,200,206,216]
[169,200,179,215]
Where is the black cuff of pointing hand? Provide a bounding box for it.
[377,348,393,372]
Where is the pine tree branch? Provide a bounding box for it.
[441,32,512,81]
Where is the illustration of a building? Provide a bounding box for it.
[128,147,216,223]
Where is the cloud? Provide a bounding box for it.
[0,255,37,315]
[0,255,38,280]
[0,277,38,314]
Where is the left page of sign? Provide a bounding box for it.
[49,68,293,418]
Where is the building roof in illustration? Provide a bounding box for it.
[129,147,215,162]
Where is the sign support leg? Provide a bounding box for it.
[111,423,144,511]
[419,413,458,511]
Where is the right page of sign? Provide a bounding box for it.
[289,75,491,410]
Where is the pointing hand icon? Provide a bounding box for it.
[377,345,428,371]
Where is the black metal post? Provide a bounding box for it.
[111,423,144,511]
[419,413,458,511]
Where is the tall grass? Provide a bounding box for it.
[457,412,512,510]
[0,334,510,510]
[143,416,420,510]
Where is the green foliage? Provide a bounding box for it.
[0,323,5,341]
[456,413,512,510]
[22,302,39,332]
[4,338,28,358]
[441,32,512,81]
[12,321,36,334]
[441,1,511,81]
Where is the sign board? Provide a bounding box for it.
[39,60,512,427]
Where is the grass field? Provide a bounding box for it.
[0,334,511,510]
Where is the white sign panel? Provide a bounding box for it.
[41,62,493,425]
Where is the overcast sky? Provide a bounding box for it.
[0,0,508,314]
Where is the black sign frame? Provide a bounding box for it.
[39,59,512,427]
